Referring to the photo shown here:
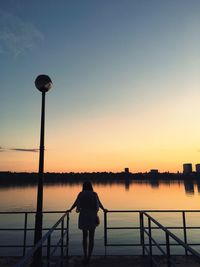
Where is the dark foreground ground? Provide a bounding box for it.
[1,256,200,267]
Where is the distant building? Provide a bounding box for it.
[195,164,200,173]
[183,163,192,174]
[124,168,129,173]
[150,169,159,174]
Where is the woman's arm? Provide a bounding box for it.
[68,193,80,212]
[96,194,107,212]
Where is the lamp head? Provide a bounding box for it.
[35,75,52,93]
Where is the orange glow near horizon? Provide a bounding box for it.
[1,91,200,173]
[1,143,199,173]
[0,147,199,173]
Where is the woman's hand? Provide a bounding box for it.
[67,208,72,213]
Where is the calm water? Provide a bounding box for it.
[1,179,200,256]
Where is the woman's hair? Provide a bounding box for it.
[82,181,93,191]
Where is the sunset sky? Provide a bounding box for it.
[1,0,200,173]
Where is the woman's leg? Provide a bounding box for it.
[88,229,95,260]
[82,230,88,260]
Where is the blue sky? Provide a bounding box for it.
[1,0,200,172]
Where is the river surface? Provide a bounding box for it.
[1,179,200,256]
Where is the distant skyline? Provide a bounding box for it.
[1,0,200,173]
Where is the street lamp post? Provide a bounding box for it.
[33,75,52,266]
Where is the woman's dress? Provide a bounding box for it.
[75,191,101,230]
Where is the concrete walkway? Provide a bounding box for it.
[1,255,200,267]
[64,256,200,267]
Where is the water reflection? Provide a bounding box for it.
[196,180,200,194]
[184,180,195,195]
[1,178,200,193]
[149,179,159,188]
[1,178,200,212]
[124,179,130,191]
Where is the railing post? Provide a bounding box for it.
[104,210,107,256]
[60,219,64,266]
[148,217,153,267]
[47,235,51,267]
[23,212,28,256]
[166,232,171,267]
[140,212,145,256]
[182,211,188,256]
[66,212,69,258]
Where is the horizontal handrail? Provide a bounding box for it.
[0,210,67,214]
[1,209,200,214]
[0,227,66,231]
[105,209,200,212]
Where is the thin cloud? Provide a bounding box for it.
[0,9,43,56]
[10,148,39,153]
[0,146,39,152]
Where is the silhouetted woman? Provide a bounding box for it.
[69,181,106,263]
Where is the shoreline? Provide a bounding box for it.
[0,172,200,186]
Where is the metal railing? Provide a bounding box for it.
[13,211,69,267]
[0,211,69,257]
[140,211,200,266]
[0,211,69,267]
[104,210,200,252]
[1,210,200,266]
